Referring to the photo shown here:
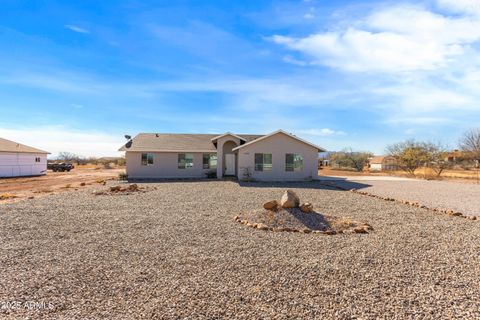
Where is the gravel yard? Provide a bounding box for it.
[326,177,480,217]
[1,181,479,319]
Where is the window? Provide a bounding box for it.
[141,153,154,166]
[254,153,272,171]
[286,154,303,172]
[203,154,217,169]
[35,157,41,163]
[178,153,194,169]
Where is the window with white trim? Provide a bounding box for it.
[178,153,194,169]
[286,154,303,172]
[203,153,217,169]
[141,153,154,166]
[254,153,272,171]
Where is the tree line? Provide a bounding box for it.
[328,128,480,177]
[52,152,125,167]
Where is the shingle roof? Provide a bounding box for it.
[0,137,49,154]
[369,156,396,164]
[118,133,264,152]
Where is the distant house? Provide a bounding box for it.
[369,155,397,171]
[445,150,463,162]
[0,138,49,177]
[119,130,325,181]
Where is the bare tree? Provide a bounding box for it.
[57,152,84,163]
[459,128,480,160]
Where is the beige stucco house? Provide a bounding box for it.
[119,130,325,181]
[368,155,397,171]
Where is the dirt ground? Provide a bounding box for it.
[319,167,480,184]
[0,168,124,203]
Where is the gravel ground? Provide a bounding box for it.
[1,181,479,319]
[327,178,480,217]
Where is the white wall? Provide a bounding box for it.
[236,133,319,181]
[125,151,215,179]
[0,152,47,177]
[370,163,382,171]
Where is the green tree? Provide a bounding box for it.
[331,149,373,172]
[386,140,447,176]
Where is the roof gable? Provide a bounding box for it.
[0,137,49,154]
[232,130,325,152]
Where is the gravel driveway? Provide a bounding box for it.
[1,181,479,319]
[322,177,480,217]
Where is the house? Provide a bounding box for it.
[445,150,463,163]
[0,138,49,177]
[119,130,325,181]
[368,155,397,171]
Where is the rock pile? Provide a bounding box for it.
[236,190,373,235]
[264,190,313,213]
[93,184,145,196]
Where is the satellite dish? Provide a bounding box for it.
[124,135,131,140]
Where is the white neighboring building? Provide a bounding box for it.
[0,138,49,177]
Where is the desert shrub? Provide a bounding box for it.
[205,170,216,179]
[103,162,113,169]
[387,140,447,176]
[330,149,373,172]
[241,167,255,182]
[118,173,128,181]
[0,193,17,200]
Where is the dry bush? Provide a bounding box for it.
[0,193,17,200]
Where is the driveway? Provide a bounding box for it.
[319,175,480,217]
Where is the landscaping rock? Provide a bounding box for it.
[263,200,279,211]
[299,202,313,213]
[353,226,369,234]
[110,185,122,192]
[128,184,139,191]
[280,190,300,208]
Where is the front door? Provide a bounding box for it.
[225,154,236,176]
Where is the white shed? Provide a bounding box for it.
[0,138,49,177]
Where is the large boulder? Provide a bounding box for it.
[280,190,300,208]
[263,200,279,211]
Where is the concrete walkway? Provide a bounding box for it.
[318,175,480,217]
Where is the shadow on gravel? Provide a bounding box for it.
[126,177,371,191]
[237,178,371,191]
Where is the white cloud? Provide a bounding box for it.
[64,24,90,34]
[0,126,124,158]
[437,0,480,15]
[271,5,480,72]
[282,55,308,66]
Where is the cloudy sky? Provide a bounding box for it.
[0,0,479,157]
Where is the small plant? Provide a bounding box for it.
[241,167,255,182]
[0,193,17,200]
[65,184,71,188]
[96,179,106,184]
[118,173,129,181]
[205,170,216,179]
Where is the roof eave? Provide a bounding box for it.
[232,130,325,152]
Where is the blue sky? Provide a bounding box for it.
[1,0,479,157]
